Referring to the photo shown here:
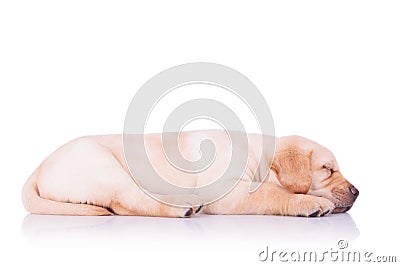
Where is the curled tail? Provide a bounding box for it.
[21,168,112,216]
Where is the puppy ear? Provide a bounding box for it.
[272,147,313,194]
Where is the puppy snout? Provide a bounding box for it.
[349,185,359,198]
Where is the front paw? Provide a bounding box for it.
[291,195,335,217]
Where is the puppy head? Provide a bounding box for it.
[272,136,359,213]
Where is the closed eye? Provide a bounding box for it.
[323,164,333,176]
[326,168,332,176]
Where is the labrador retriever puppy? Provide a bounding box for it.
[22,132,358,217]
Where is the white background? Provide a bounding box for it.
[1,1,399,266]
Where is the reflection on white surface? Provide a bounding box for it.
[22,213,359,246]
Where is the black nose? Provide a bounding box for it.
[349,186,359,198]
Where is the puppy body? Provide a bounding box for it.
[22,131,358,217]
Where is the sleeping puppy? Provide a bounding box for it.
[22,132,358,217]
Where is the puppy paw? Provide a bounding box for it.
[184,204,203,217]
[153,194,203,218]
[317,197,335,216]
[292,195,334,217]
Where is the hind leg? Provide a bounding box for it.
[38,137,200,217]
[110,183,203,217]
